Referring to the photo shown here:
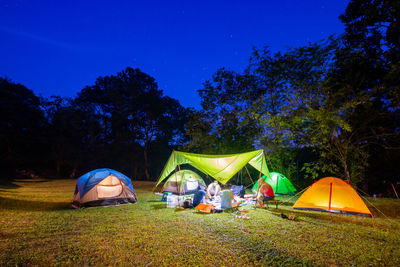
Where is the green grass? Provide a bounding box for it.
[1,179,400,266]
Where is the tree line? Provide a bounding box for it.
[0,68,190,180]
[1,0,399,194]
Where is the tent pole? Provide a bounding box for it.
[174,155,181,208]
[174,166,179,195]
[178,164,185,196]
[276,174,279,195]
[328,182,332,213]
[255,154,264,208]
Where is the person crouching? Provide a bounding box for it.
[206,180,221,200]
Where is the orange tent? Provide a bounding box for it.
[293,177,372,217]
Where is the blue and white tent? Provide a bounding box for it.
[72,168,137,208]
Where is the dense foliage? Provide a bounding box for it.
[184,0,400,191]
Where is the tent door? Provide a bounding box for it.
[97,175,123,199]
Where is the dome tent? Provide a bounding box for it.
[72,168,137,208]
[252,172,296,195]
[162,169,206,195]
[292,177,372,217]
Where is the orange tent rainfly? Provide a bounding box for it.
[292,177,372,217]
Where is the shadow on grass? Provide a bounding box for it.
[261,206,377,229]
[287,209,388,231]
[262,208,304,222]
[0,178,21,189]
[147,199,162,203]
[193,211,213,216]
[0,196,71,211]
[0,230,15,239]
[13,178,50,183]
[150,204,192,212]
[276,201,296,207]
[151,203,167,210]
[174,208,188,212]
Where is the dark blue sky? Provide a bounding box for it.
[0,0,349,109]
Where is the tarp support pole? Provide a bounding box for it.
[255,154,264,208]
[391,183,399,199]
[328,182,333,212]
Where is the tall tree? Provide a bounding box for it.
[0,78,47,177]
[184,69,261,154]
[43,96,104,177]
[340,0,400,107]
[336,0,400,188]
[76,67,188,180]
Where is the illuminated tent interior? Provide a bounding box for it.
[72,168,137,208]
[292,177,372,217]
[161,169,206,195]
[156,150,271,187]
[252,172,296,195]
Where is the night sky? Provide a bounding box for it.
[0,0,349,109]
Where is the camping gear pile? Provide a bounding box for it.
[155,150,272,212]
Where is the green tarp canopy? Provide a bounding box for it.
[252,172,296,195]
[156,150,271,186]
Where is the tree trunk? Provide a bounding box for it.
[69,167,77,178]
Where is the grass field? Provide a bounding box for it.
[1,178,400,266]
